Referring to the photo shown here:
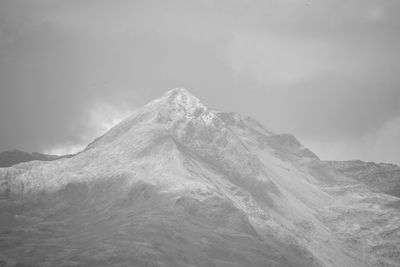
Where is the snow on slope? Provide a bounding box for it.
[1,88,400,267]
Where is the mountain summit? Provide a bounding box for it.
[157,88,204,109]
[1,89,400,267]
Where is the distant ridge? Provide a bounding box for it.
[0,149,67,167]
[326,160,400,197]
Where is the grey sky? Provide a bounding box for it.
[0,0,399,164]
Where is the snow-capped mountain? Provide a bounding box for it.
[1,88,399,267]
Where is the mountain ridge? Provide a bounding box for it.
[326,160,400,197]
[0,88,400,267]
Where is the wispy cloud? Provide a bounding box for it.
[44,99,135,155]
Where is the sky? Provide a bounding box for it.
[0,0,399,164]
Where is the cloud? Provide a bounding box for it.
[225,33,336,87]
[44,99,135,155]
[44,143,86,156]
[368,6,385,21]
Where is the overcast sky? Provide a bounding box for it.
[0,0,399,164]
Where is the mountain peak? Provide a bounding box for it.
[164,87,192,98]
[158,88,204,110]
[2,88,399,267]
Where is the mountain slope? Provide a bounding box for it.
[1,88,400,267]
[326,160,400,197]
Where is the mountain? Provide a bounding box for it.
[1,88,400,267]
[0,150,62,167]
[326,160,400,198]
